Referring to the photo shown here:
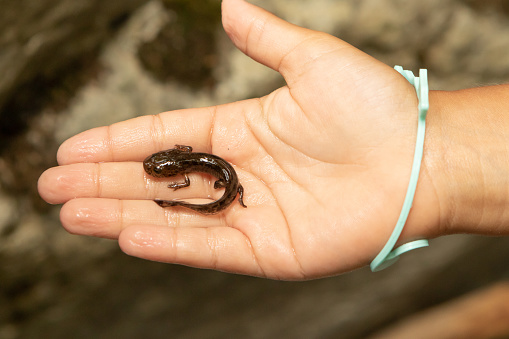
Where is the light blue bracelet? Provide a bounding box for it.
[370,66,430,272]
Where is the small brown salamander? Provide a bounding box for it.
[143,145,247,214]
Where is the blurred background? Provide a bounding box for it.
[1,0,509,338]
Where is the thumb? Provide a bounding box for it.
[221,0,359,86]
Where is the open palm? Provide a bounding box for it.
[38,0,439,279]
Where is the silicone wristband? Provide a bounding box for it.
[370,66,430,272]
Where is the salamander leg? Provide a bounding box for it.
[238,185,247,208]
[174,145,193,153]
[168,173,190,191]
[214,179,226,189]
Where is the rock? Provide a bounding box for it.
[0,191,16,235]
[0,0,148,139]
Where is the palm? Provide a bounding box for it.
[205,50,420,277]
[38,0,436,279]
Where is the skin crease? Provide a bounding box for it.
[38,0,509,280]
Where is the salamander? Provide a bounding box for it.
[143,145,246,214]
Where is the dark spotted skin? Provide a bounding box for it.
[143,145,246,214]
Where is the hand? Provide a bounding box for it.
[38,0,442,279]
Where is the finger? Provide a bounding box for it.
[38,162,224,204]
[57,106,215,165]
[221,0,357,85]
[60,198,225,239]
[119,225,265,276]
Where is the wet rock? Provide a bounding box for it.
[138,0,222,89]
[0,0,148,140]
[0,191,16,235]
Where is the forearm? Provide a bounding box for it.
[426,85,509,236]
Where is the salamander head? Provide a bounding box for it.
[143,149,185,178]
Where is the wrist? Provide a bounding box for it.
[423,86,509,236]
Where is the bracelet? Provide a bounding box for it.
[370,66,430,272]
